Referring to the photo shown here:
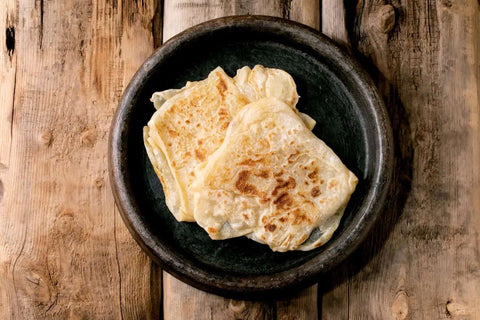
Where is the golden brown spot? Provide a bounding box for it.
[190,171,196,177]
[264,121,275,129]
[185,151,191,156]
[195,149,206,161]
[259,197,270,204]
[308,169,318,180]
[218,108,228,116]
[272,177,296,196]
[198,139,203,145]
[304,181,309,185]
[188,96,200,107]
[279,217,287,223]
[320,179,325,184]
[314,241,324,248]
[254,170,269,178]
[185,119,190,124]
[196,123,201,128]
[273,171,283,178]
[216,78,227,97]
[167,129,178,137]
[221,121,230,130]
[239,158,261,166]
[242,213,249,220]
[207,227,217,234]
[290,209,312,226]
[261,216,268,224]
[273,193,293,209]
[168,143,172,147]
[288,151,300,163]
[265,224,277,232]
[259,138,270,149]
[311,187,321,197]
[235,170,258,195]
[261,235,266,241]
[328,180,338,189]
[298,234,308,244]
[293,214,308,225]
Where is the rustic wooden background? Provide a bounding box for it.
[1,0,479,319]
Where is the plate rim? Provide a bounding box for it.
[108,15,394,299]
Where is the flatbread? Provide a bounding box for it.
[191,98,358,252]
[234,65,316,130]
[144,67,249,221]
[144,66,314,222]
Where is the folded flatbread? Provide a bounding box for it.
[144,66,313,222]
[191,98,358,252]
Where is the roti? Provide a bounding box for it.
[144,66,314,222]
[234,65,316,129]
[191,98,358,252]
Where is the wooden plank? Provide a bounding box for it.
[321,0,349,49]
[290,0,320,29]
[318,3,351,319]
[163,273,276,319]
[0,0,17,165]
[276,285,318,320]
[163,0,284,41]
[162,1,319,319]
[0,2,19,317]
[0,0,162,318]
[319,266,349,320]
[322,0,480,318]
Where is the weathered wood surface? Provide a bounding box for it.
[1,0,479,319]
[0,0,162,318]
[321,1,480,319]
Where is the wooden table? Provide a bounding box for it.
[1,0,479,319]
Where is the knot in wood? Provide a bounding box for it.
[39,131,53,147]
[391,290,409,320]
[228,299,247,314]
[81,129,97,147]
[372,5,396,34]
[94,176,104,188]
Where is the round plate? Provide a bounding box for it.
[109,15,393,299]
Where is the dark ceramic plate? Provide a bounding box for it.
[109,16,393,299]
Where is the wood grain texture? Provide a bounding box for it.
[162,1,320,319]
[163,273,276,320]
[276,285,318,320]
[318,4,352,318]
[0,0,17,166]
[0,0,161,318]
[290,0,320,29]
[321,0,349,49]
[322,0,480,319]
